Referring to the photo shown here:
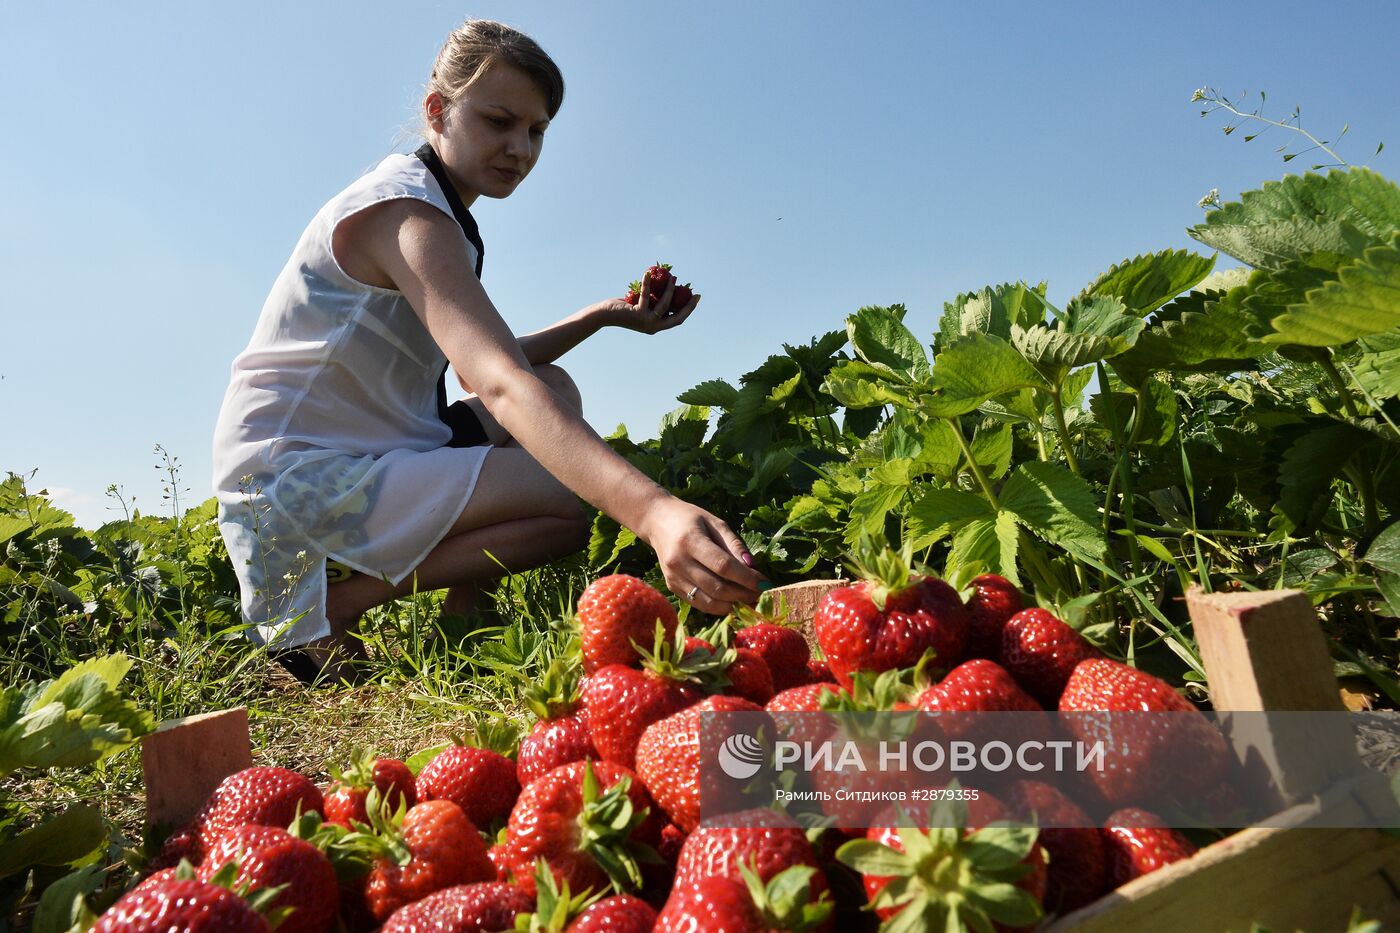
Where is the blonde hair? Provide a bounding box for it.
[428,20,565,121]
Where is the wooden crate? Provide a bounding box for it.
[141,584,1400,929]
[773,581,1400,932]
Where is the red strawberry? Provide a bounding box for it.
[803,657,837,685]
[964,573,1023,661]
[813,541,968,688]
[578,574,678,673]
[519,715,599,787]
[657,821,688,864]
[1058,658,1231,807]
[686,635,775,704]
[570,894,658,932]
[518,655,599,787]
[379,882,534,933]
[1005,779,1109,913]
[736,623,811,693]
[363,799,497,922]
[324,753,417,827]
[502,759,663,898]
[917,658,1043,714]
[655,865,832,933]
[765,681,844,749]
[1101,807,1197,885]
[916,658,1048,754]
[1000,608,1100,706]
[92,877,268,933]
[187,767,324,862]
[669,282,694,310]
[582,625,714,769]
[624,284,641,305]
[674,808,827,899]
[197,825,339,933]
[635,695,766,833]
[641,262,675,303]
[417,744,520,831]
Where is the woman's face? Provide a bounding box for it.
[428,62,551,205]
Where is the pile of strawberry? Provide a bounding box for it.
[623,262,694,312]
[96,557,1223,932]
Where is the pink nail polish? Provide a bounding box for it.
[741,553,755,568]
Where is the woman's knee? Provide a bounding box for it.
[535,363,582,414]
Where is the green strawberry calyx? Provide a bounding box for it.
[634,620,730,687]
[513,858,604,932]
[575,761,661,893]
[738,861,834,932]
[835,801,1043,933]
[844,535,923,612]
[523,655,585,722]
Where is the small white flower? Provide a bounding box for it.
[1191,88,1208,102]
[1198,188,1221,209]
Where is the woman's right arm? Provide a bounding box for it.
[337,199,764,610]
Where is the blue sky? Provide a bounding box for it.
[3,1,1397,529]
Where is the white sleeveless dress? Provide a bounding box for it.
[211,152,490,648]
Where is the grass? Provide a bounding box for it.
[1,469,593,916]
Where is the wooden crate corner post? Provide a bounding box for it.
[141,707,252,829]
[1048,588,1400,932]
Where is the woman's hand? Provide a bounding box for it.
[639,497,765,615]
[590,274,699,335]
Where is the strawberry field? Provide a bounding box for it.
[5,143,1400,929]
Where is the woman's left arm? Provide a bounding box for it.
[516,279,700,365]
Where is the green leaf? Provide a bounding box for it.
[404,742,451,775]
[946,513,1021,587]
[0,805,107,878]
[1089,377,1178,448]
[938,282,1047,344]
[0,655,153,776]
[999,462,1105,562]
[677,378,739,408]
[823,361,917,410]
[1012,296,1145,382]
[931,334,1046,407]
[847,481,911,544]
[32,864,105,933]
[905,489,996,550]
[847,305,931,379]
[1111,285,1267,380]
[1080,249,1217,315]
[1188,168,1400,270]
[1275,422,1378,531]
[970,422,1014,480]
[962,825,1039,870]
[963,881,1044,928]
[1364,521,1400,576]
[1353,329,1400,399]
[835,839,913,876]
[914,419,964,481]
[1264,239,1400,347]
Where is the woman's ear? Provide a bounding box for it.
[424,92,447,133]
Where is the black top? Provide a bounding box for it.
[414,143,486,425]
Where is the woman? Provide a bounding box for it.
[212,20,763,681]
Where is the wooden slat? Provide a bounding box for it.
[141,707,252,829]
[1187,587,1346,713]
[1044,825,1400,932]
[1049,589,1398,930]
[1188,586,1360,810]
